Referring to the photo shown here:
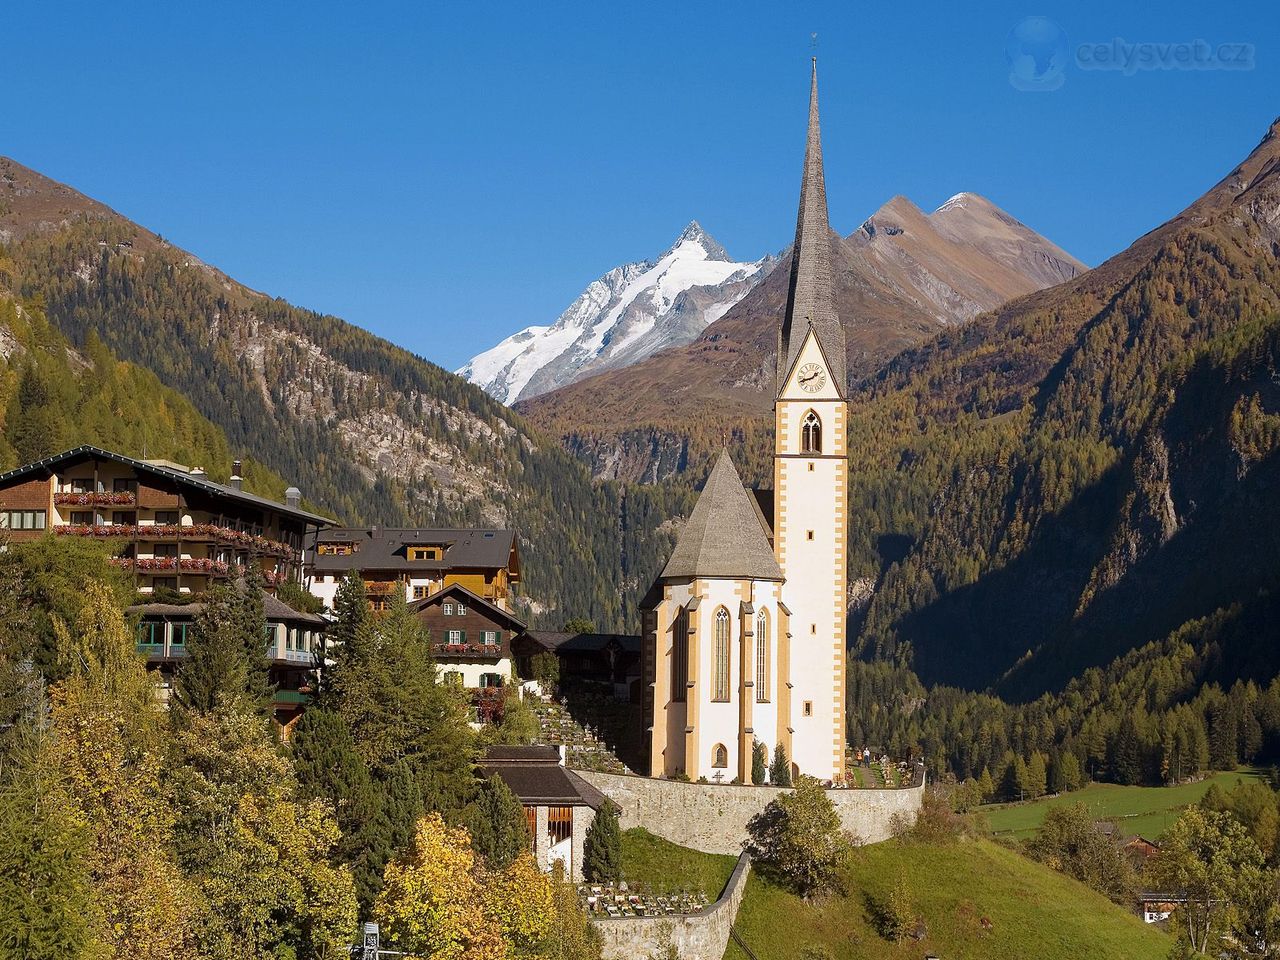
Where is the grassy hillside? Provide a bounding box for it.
[616,826,1166,960]
[725,838,1168,960]
[983,767,1267,841]
[618,828,737,900]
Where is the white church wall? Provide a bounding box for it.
[776,330,848,781]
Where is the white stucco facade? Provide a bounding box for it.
[774,329,848,781]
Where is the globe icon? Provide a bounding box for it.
[1006,17,1069,91]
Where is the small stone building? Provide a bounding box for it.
[480,745,605,881]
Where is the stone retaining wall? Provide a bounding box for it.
[576,770,924,855]
[592,853,751,960]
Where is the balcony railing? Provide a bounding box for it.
[112,557,231,575]
[54,491,136,506]
[435,642,502,656]
[57,523,294,558]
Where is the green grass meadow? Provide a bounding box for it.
[618,827,738,901]
[617,824,1167,960]
[982,767,1267,841]
[725,838,1168,960]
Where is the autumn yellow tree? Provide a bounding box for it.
[49,581,198,960]
[169,704,358,960]
[374,813,506,960]
[374,814,592,960]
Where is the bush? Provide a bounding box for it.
[745,776,854,899]
[1025,804,1136,904]
[531,651,560,689]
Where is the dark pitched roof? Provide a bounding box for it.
[409,583,527,632]
[0,445,334,526]
[484,745,562,763]
[519,631,642,655]
[128,593,327,625]
[479,748,604,808]
[778,59,846,397]
[309,527,517,573]
[660,450,783,582]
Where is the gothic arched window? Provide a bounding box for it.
[802,410,822,454]
[672,608,688,703]
[755,608,770,702]
[713,607,731,702]
[713,743,728,768]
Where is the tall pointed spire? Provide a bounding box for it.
[778,58,845,396]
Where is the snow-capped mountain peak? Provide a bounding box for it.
[460,222,776,405]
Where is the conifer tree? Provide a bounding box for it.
[582,801,622,883]
[770,743,792,786]
[751,739,768,786]
[1026,751,1048,799]
[332,592,476,817]
[291,707,385,908]
[172,574,272,719]
[465,774,531,871]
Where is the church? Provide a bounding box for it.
[641,60,848,784]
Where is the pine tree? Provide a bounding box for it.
[751,739,768,786]
[172,576,272,718]
[1026,751,1048,799]
[291,708,385,908]
[582,801,623,883]
[977,767,995,801]
[465,774,531,871]
[1209,700,1239,771]
[1057,752,1082,792]
[321,572,372,701]
[331,592,476,817]
[770,743,792,786]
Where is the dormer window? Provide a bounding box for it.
[407,545,443,561]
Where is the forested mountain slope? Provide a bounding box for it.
[0,287,288,498]
[841,117,1280,698]
[0,158,665,627]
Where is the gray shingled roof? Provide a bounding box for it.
[309,527,516,573]
[660,451,782,582]
[127,593,327,625]
[778,59,846,396]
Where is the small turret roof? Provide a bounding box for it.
[660,450,782,582]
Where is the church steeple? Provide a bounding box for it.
[778,58,845,397]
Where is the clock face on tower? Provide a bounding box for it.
[797,362,826,393]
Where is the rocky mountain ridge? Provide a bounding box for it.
[459,221,775,404]
[518,190,1086,482]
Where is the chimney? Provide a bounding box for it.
[285,486,301,508]
[230,460,243,491]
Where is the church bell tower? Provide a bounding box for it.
[773,58,848,782]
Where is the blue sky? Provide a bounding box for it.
[3,1,1276,370]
